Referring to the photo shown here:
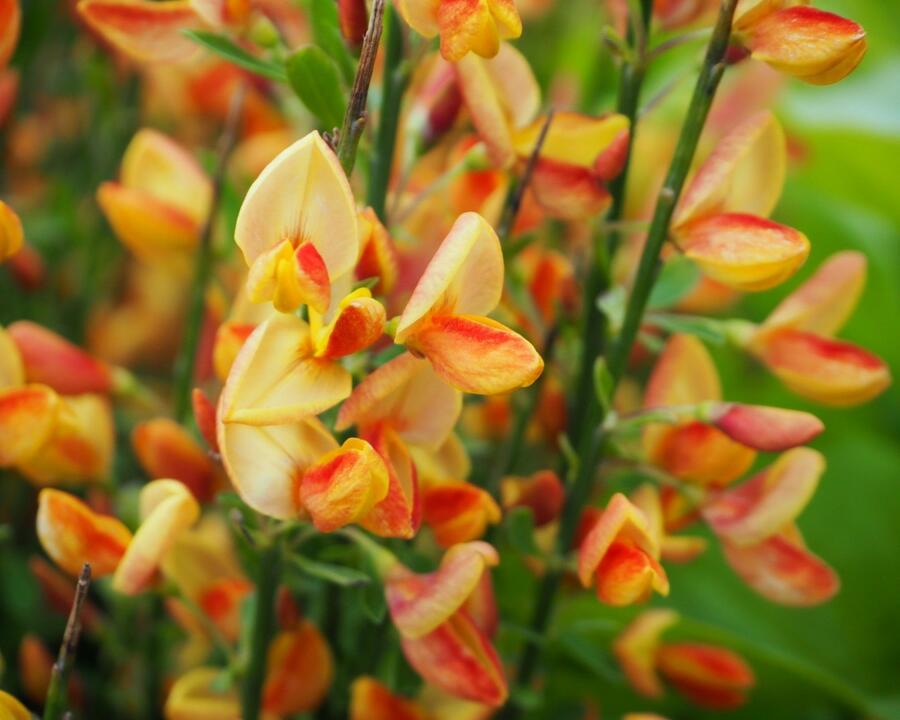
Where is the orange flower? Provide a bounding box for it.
[396,0,522,62]
[747,252,891,406]
[350,677,428,720]
[18,634,53,705]
[500,469,564,527]
[98,129,212,261]
[384,542,507,705]
[262,622,334,714]
[577,493,669,606]
[733,2,866,85]
[421,481,501,547]
[395,212,543,394]
[614,609,755,709]
[36,489,132,577]
[671,111,808,291]
[133,418,216,502]
[0,198,23,262]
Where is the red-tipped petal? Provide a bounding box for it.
[710,403,823,452]
[656,643,754,709]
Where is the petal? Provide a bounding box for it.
[595,540,669,606]
[0,0,21,69]
[120,128,211,224]
[656,643,754,709]
[512,112,630,170]
[400,612,507,706]
[0,691,31,720]
[387,541,499,638]
[643,334,721,408]
[527,159,612,220]
[396,212,504,341]
[192,388,219,453]
[646,421,757,487]
[262,623,333,715]
[0,198,23,262]
[454,44,539,167]
[676,111,786,227]
[360,426,421,538]
[36,489,132,577]
[246,238,332,315]
[132,418,215,502]
[357,207,399,294]
[761,250,866,336]
[350,677,427,720]
[703,447,824,546]
[395,0,440,38]
[113,479,200,595]
[708,403,823,452]
[163,667,241,720]
[677,213,809,291]
[743,6,866,85]
[220,314,351,426]
[0,324,24,390]
[404,313,543,395]
[0,385,59,466]
[212,321,256,382]
[8,321,112,394]
[299,438,390,532]
[336,352,462,449]
[500,469,564,527]
[313,289,386,360]
[721,528,839,606]
[409,432,471,485]
[754,329,891,406]
[422,481,501,547]
[437,0,521,61]
[612,609,680,697]
[77,0,205,63]
[235,132,358,292]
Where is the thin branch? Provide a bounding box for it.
[43,564,91,720]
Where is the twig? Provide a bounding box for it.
[337,0,387,175]
[43,564,91,720]
[172,83,246,423]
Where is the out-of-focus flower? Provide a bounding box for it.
[702,447,839,605]
[614,609,755,709]
[383,541,507,705]
[98,129,212,263]
[350,676,428,720]
[261,622,333,714]
[732,1,866,85]
[0,690,30,720]
[630,484,707,563]
[0,0,20,69]
[0,198,23,262]
[133,418,217,502]
[501,469,564,527]
[36,489,132,577]
[745,251,891,406]
[394,212,543,394]
[18,634,53,706]
[577,493,669,606]
[421,481,501,547]
[396,0,522,62]
[357,207,399,296]
[671,112,808,292]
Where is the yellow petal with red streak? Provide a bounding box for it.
[360,425,421,538]
[647,420,757,487]
[512,112,629,169]
[709,403,823,452]
[262,623,333,715]
[350,677,427,720]
[644,333,721,408]
[36,489,132,577]
[743,6,866,85]
[0,385,58,466]
[396,0,440,38]
[595,540,669,606]
[0,325,24,390]
[422,481,501,547]
[656,643,754,709]
[678,213,809,291]
[357,207,398,294]
[613,609,680,697]
[528,159,612,220]
[313,289,386,359]
[404,313,543,395]
[132,418,215,502]
[0,198,23,262]
[437,0,521,62]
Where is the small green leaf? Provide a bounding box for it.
[181,30,287,82]
[648,255,701,309]
[506,507,539,556]
[310,0,357,84]
[291,555,371,587]
[646,312,728,344]
[593,357,613,414]
[286,46,348,130]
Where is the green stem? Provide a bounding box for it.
[172,84,245,423]
[366,5,406,221]
[240,538,282,720]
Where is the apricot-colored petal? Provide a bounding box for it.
[647,421,757,487]
[396,212,504,340]
[262,622,333,714]
[512,112,629,169]
[350,677,427,720]
[643,334,721,408]
[656,643,754,709]
[405,314,543,395]
[97,181,200,260]
[121,128,211,224]
[77,0,205,63]
[527,159,612,220]
[387,541,498,638]
[314,290,386,360]
[754,329,891,406]
[744,6,866,85]
[454,44,539,167]
[437,0,521,61]
[709,403,823,452]
[360,426,421,538]
[396,0,440,38]
[678,213,809,291]
[336,352,462,450]
[500,469,564,527]
[703,447,824,546]
[422,481,501,547]
[36,489,132,578]
[676,111,785,227]
[613,609,680,698]
[0,198,23,262]
[132,418,215,502]
[410,432,471,485]
[163,667,242,720]
[721,528,839,606]
[113,479,200,595]
[8,321,111,395]
[0,385,59,466]
[299,438,390,532]
[220,314,350,426]
[761,251,866,336]
[235,132,358,292]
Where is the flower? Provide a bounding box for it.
[0,198,23,262]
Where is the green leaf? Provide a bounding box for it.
[646,312,728,344]
[181,30,287,82]
[648,254,700,309]
[506,507,539,556]
[309,0,357,84]
[286,46,348,130]
[291,555,371,587]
